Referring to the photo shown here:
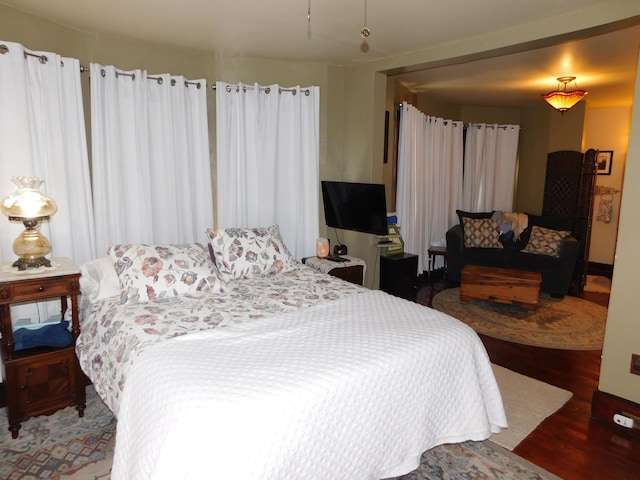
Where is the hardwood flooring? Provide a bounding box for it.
[417,274,640,480]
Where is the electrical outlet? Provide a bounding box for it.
[614,413,634,428]
[631,354,640,376]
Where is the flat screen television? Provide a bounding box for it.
[321,181,388,236]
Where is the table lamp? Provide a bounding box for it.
[1,176,57,270]
[316,237,329,258]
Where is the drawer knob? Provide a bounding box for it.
[19,385,26,391]
[38,286,45,292]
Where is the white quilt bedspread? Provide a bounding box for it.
[112,290,506,480]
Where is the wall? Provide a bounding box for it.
[514,105,551,213]
[584,106,630,264]
[599,51,640,403]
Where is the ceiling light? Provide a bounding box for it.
[542,76,588,113]
[361,0,370,39]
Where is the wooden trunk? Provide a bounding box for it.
[460,265,541,310]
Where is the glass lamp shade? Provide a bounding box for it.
[541,76,587,113]
[1,176,57,219]
[1,176,57,270]
[541,90,587,112]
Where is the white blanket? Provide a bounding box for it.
[112,290,506,480]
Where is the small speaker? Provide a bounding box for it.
[334,244,348,255]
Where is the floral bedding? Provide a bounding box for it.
[76,264,365,414]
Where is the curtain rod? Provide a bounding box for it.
[397,102,520,130]
[2,44,198,88]
[212,84,311,96]
[1,43,90,70]
[2,44,308,94]
[109,70,202,88]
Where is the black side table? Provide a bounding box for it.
[380,253,418,301]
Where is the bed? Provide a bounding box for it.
[76,226,507,480]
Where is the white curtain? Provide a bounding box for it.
[90,64,213,254]
[216,82,320,259]
[0,41,95,323]
[396,103,463,273]
[462,123,520,212]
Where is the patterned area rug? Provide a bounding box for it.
[0,387,114,479]
[432,287,606,350]
[1,386,561,480]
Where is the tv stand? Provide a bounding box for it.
[380,253,418,301]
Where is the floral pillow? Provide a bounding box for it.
[108,243,224,304]
[463,218,503,248]
[522,225,571,257]
[205,225,297,281]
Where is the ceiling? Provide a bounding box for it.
[391,24,640,109]
[2,0,640,108]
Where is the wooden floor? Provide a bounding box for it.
[417,274,640,480]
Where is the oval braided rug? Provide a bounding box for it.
[432,288,606,350]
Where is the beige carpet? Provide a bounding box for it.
[432,287,606,350]
[490,364,572,450]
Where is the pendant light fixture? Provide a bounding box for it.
[359,0,371,53]
[541,76,588,113]
[361,0,370,39]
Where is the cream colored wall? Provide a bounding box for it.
[514,106,551,213]
[599,52,640,403]
[584,106,630,264]
[547,101,586,152]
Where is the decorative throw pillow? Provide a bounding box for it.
[463,218,503,248]
[108,243,223,304]
[522,225,571,257]
[205,225,297,281]
[456,209,494,226]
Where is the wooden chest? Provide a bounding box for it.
[460,265,542,310]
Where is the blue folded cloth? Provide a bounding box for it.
[14,320,73,350]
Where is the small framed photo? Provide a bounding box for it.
[596,150,613,175]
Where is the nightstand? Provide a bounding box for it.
[0,258,85,438]
[380,253,418,301]
[302,255,366,286]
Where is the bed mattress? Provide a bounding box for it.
[77,266,506,479]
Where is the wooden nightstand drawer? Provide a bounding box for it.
[328,264,364,285]
[0,277,80,302]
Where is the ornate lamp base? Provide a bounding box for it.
[12,256,52,271]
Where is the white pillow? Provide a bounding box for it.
[205,225,297,281]
[108,243,224,304]
[80,256,121,303]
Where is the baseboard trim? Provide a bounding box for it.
[587,262,614,278]
[592,389,640,437]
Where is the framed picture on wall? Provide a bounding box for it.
[596,150,613,175]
